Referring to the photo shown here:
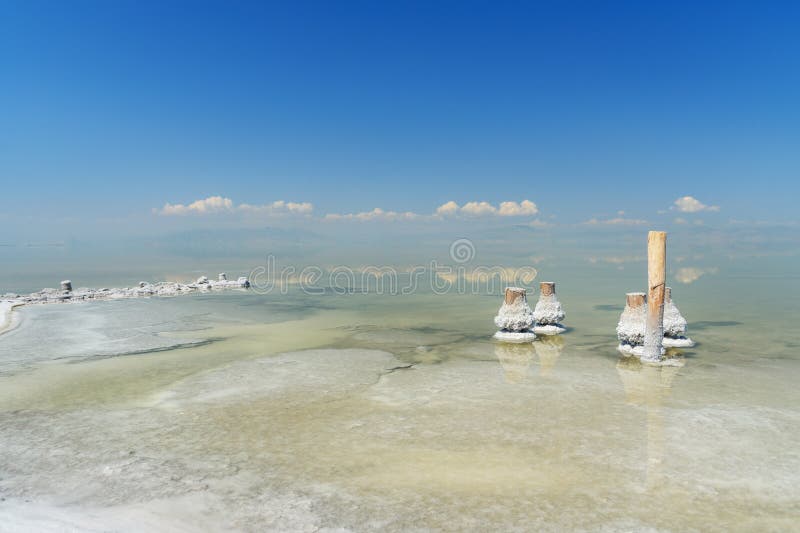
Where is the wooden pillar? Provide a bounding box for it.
[504,287,527,304]
[539,281,555,296]
[642,231,667,361]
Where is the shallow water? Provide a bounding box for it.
[1,273,799,531]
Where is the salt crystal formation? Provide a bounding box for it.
[662,287,695,348]
[617,292,646,355]
[1,273,251,312]
[493,287,536,342]
[617,292,667,357]
[533,281,566,335]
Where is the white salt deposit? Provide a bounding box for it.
[533,324,566,335]
[0,274,251,338]
[0,301,23,336]
[662,336,695,348]
[663,288,694,346]
[617,343,666,358]
[493,330,536,343]
[617,289,694,357]
[493,290,535,332]
[2,273,250,310]
[616,298,646,347]
[533,293,565,326]
[663,300,687,338]
[0,284,798,532]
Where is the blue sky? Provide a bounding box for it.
[2,0,799,236]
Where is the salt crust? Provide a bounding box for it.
[493,331,536,343]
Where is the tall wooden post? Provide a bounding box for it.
[642,231,667,362]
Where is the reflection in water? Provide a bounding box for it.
[493,342,535,383]
[534,335,565,376]
[493,335,567,383]
[616,357,682,490]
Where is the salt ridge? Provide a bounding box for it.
[1,273,250,335]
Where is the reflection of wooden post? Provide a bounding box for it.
[665,286,672,302]
[504,287,526,304]
[539,282,555,297]
[642,231,667,362]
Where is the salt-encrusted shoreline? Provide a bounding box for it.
[0,301,23,336]
[0,273,250,336]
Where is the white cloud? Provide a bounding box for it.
[582,217,648,226]
[158,196,234,215]
[673,196,719,213]
[326,199,540,222]
[674,266,718,284]
[434,201,459,216]
[435,200,538,217]
[460,201,498,216]
[157,196,313,216]
[498,200,539,216]
[155,197,554,223]
[324,208,419,222]
[239,200,314,215]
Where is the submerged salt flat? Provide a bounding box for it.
[1,278,799,531]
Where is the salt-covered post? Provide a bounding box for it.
[532,281,566,335]
[493,287,536,342]
[617,292,646,352]
[642,231,666,362]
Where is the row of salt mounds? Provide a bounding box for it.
[1,273,250,307]
[532,281,566,335]
[493,287,536,342]
[662,287,694,347]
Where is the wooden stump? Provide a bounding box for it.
[626,292,646,308]
[539,281,555,297]
[504,287,527,305]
